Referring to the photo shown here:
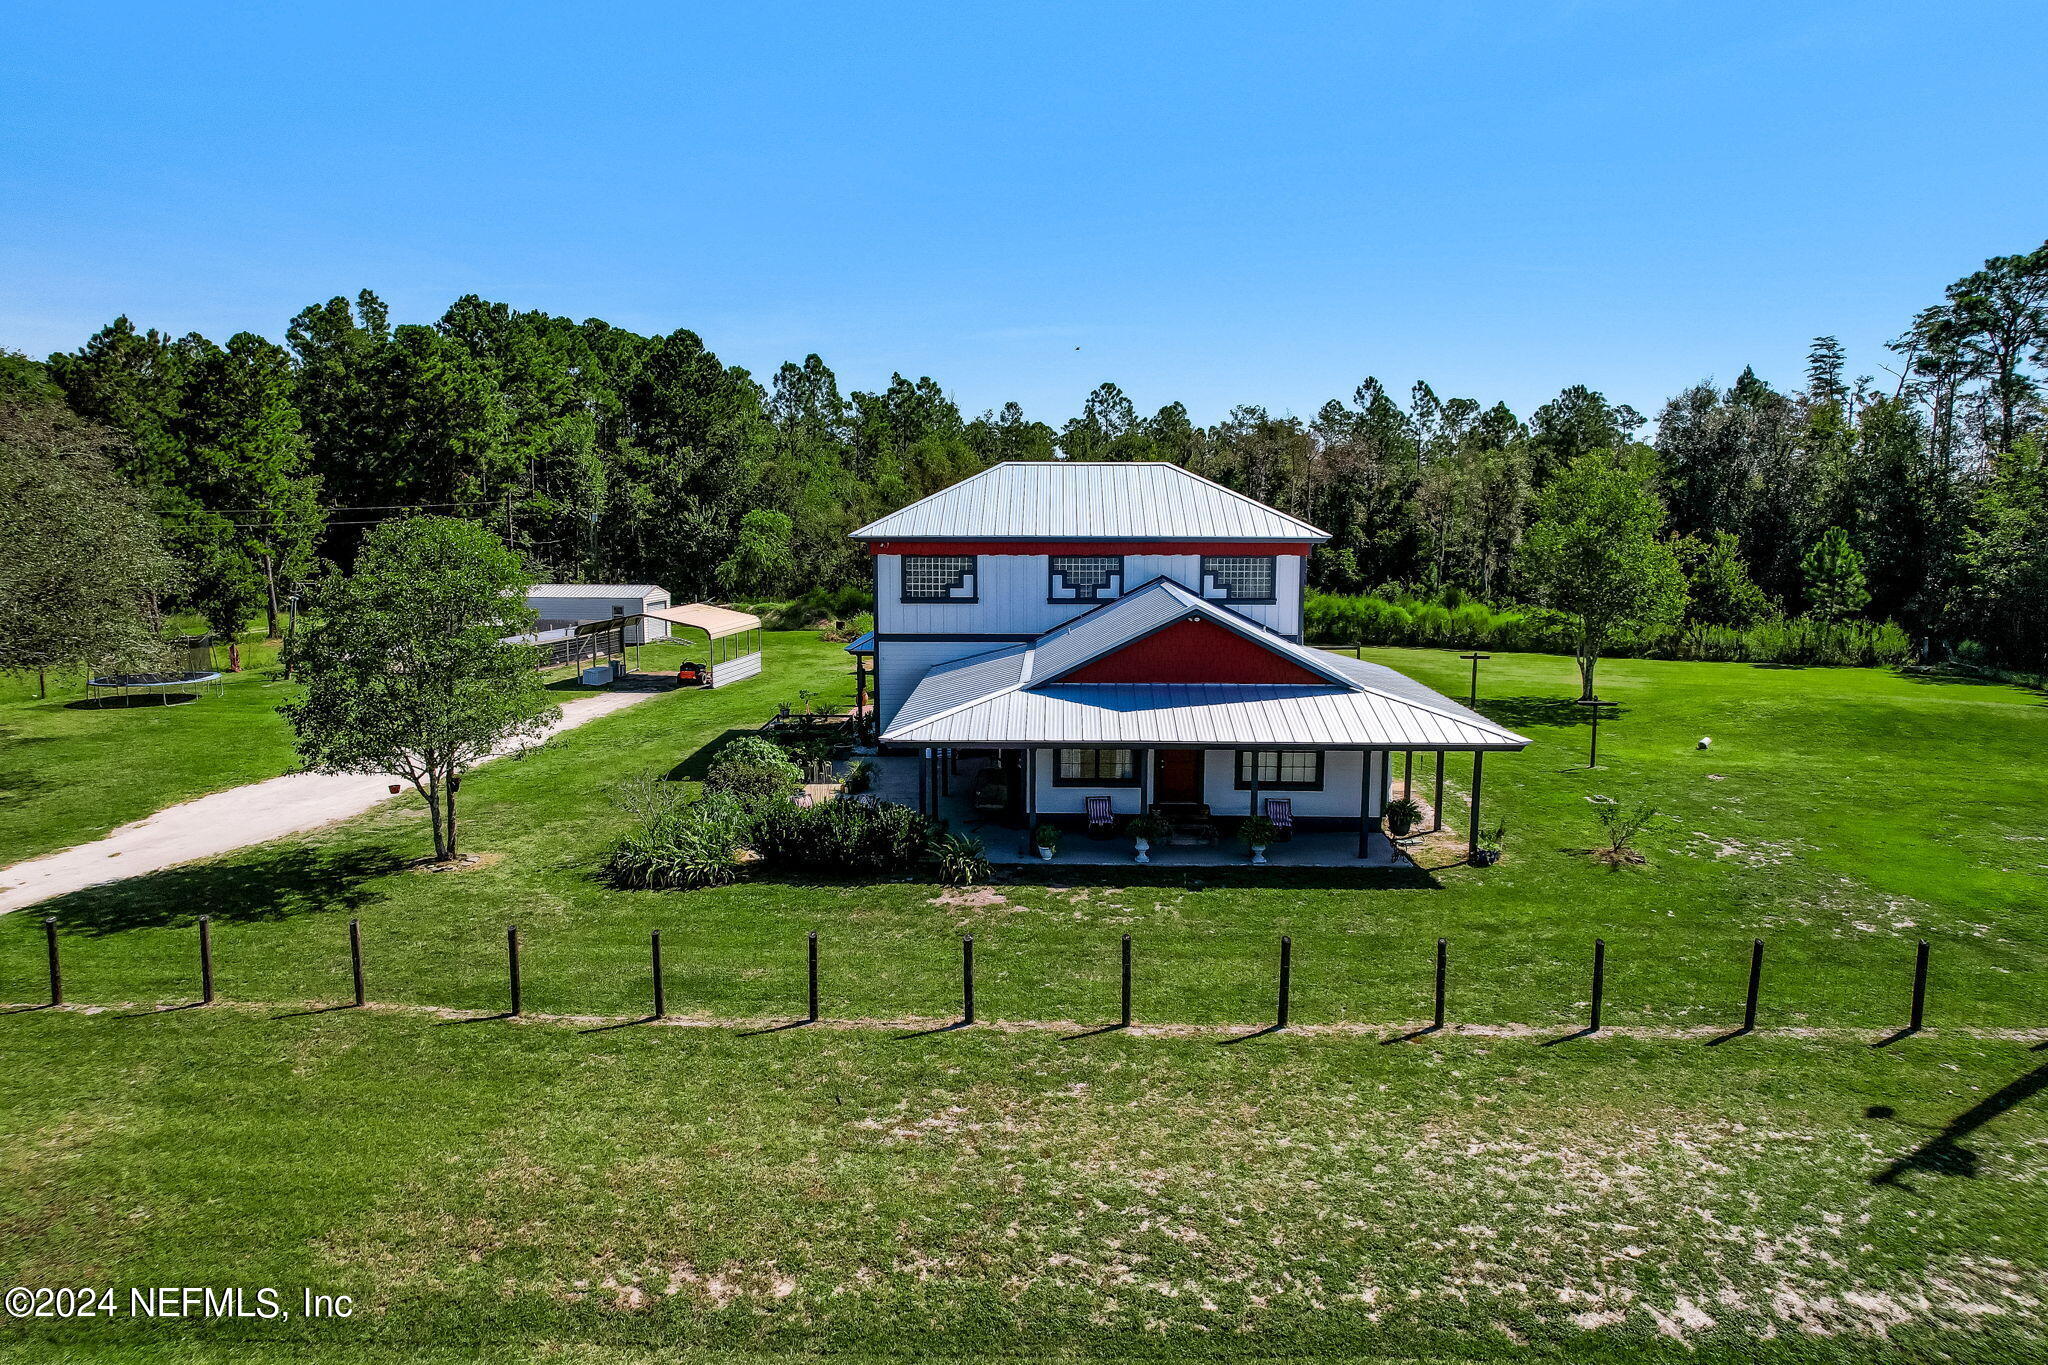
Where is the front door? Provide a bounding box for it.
[1153,748,1204,806]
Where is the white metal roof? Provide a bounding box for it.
[526,583,666,599]
[643,603,760,639]
[850,461,1328,542]
[881,582,1527,750]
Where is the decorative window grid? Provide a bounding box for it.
[902,554,976,601]
[1201,555,1277,602]
[1235,749,1322,790]
[1049,554,1122,602]
[1054,747,1139,785]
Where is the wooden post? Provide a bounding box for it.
[651,930,665,1019]
[1120,933,1132,1028]
[44,916,60,1007]
[349,918,365,1007]
[1356,750,1374,858]
[1432,752,1446,833]
[1910,939,1929,1032]
[1589,938,1605,1032]
[507,926,522,1017]
[1433,937,1447,1030]
[199,915,214,1004]
[1276,935,1292,1028]
[1743,938,1762,1031]
[807,930,820,1022]
[961,934,975,1025]
[1467,752,1485,860]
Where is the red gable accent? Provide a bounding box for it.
[865,540,1312,557]
[1055,618,1328,686]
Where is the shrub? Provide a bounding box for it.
[703,735,805,802]
[603,793,753,889]
[751,798,937,874]
[1238,815,1279,846]
[842,759,876,794]
[929,833,993,886]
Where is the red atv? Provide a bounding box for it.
[676,661,708,687]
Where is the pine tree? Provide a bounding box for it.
[1800,527,1871,620]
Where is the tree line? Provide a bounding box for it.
[7,239,2047,676]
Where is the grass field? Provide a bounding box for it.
[3,633,2046,1361]
[4,637,2044,1032]
[0,625,713,868]
[0,1009,2043,1363]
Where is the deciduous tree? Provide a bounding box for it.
[283,518,558,862]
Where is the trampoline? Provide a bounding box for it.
[85,670,225,707]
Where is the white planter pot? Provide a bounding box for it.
[1037,846,1055,861]
[1133,837,1150,865]
[1250,844,1268,866]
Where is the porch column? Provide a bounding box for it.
[1140,748,1153,812]
[1403,749,1414,800]
[1467,751,1485,861]
[917,747,930,815]
[1024,748,1037,827]
[1432,751,1446,833]
[1355,749,1372,857]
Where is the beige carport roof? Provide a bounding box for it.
[642,603,761,639]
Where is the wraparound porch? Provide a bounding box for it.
[860,744,1497,868]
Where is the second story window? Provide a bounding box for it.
[1048,554,1122,603]
[1201,555,1277,603]
[902,554,977,602]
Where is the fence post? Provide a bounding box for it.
[1120,933,1132,1029]
[507,926,522,1017]
[1588,938,1605,1032]
[808,931,819,1023]
[1276,935,1292,1029]
[349,919,365,1007]
[199,915,214,1005]
[1433,937,1447,1031]
[962,935,975,1025]
[651,930,665,1019]
[44,916,61,1007]
[1743,938,1762,1031]
[1910,938,1929,1032]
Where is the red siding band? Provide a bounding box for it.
[864,540,1312,557]
[1055,618,1328,686]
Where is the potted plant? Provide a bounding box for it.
[1032,822,1062,861]
[1385,796,1423,839]
[1472,821,1506,867]
[1126,813,1172,865]
[1238,814,1279,866]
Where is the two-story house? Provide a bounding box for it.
[852,461,1526,860]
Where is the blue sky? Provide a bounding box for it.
[5,2,2045,428]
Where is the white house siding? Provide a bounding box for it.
[878,553,1303,637]
[877,639,1018,729]
[1025,747,1381,819]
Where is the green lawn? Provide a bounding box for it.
[4,638,2046,1362]
[0,625,720,868]
[5,639,2043,1032]
[0,1009,2042,1363]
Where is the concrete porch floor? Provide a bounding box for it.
[850,751,1419,870]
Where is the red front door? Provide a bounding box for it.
[1153,749,1204,805]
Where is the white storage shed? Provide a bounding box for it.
[524,584,672,644]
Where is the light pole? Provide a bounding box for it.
[1459,652,1490,708]
[1576,696,1615,768]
